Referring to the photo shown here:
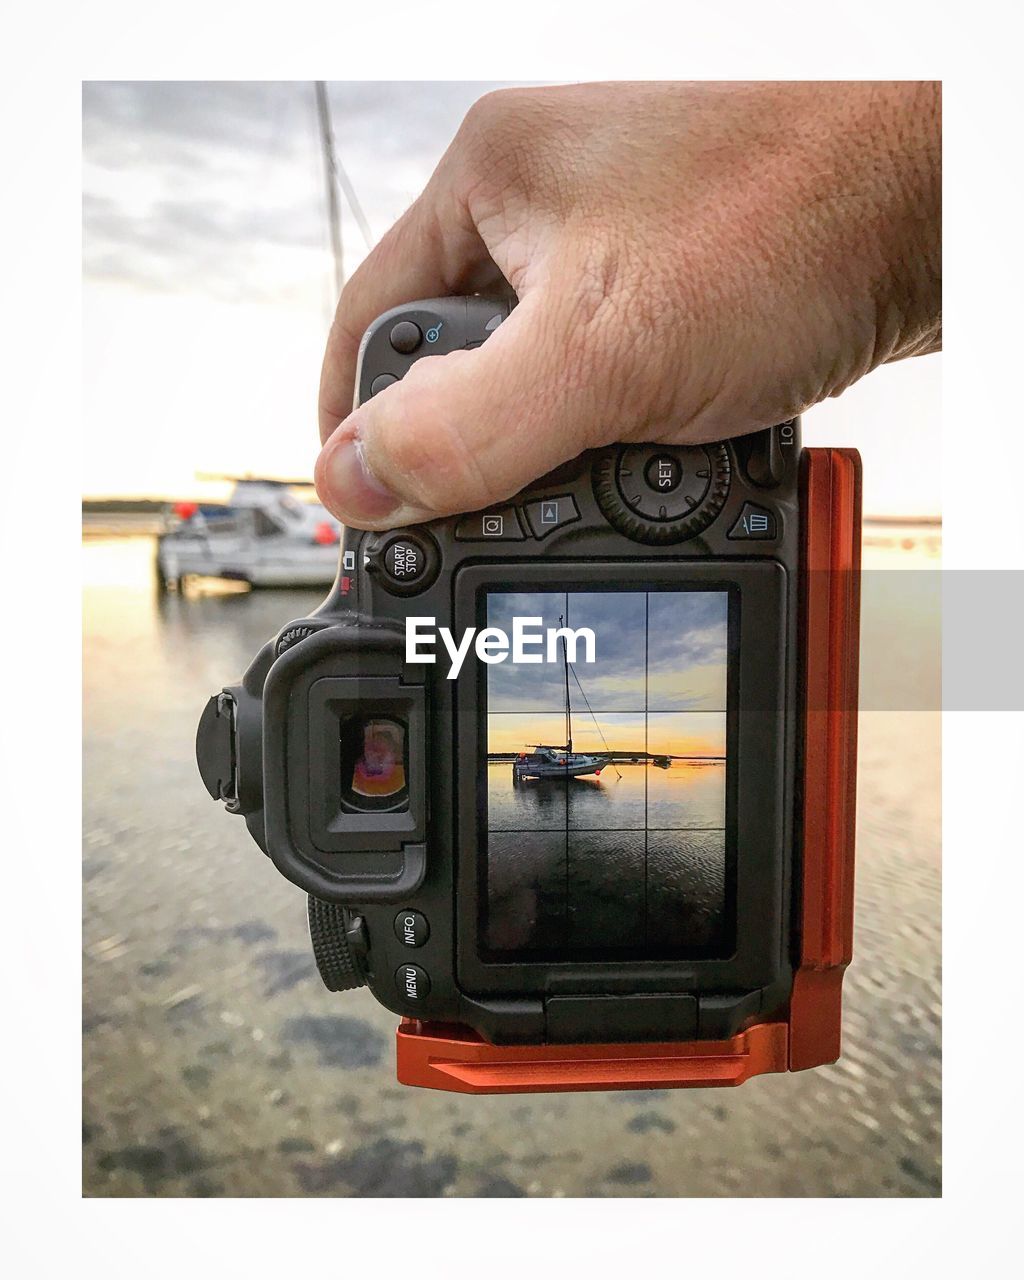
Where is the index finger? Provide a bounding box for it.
[317,178,499,445]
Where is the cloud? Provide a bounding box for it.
[484,589,729,714]
[82,81,534,303]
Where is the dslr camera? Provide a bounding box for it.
[197,295,862,1094]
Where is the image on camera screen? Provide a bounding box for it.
[483,590,732,960]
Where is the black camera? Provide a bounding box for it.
[197,295,862,1093]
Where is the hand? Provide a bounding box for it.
[316,81,940,530]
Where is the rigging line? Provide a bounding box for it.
[569,664,623,780]
[313,81,344,297]
[334,154,374,252]
[559,613,571,754]
[316,82,374,252]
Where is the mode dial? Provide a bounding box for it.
[593,443,731,544]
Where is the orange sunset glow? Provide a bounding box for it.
[488,711,725,758]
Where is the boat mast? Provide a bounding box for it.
[560,613,572,754]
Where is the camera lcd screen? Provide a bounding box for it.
[482,589,735,961]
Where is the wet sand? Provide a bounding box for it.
[83,534,940,1197]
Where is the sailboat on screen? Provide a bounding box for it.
[512,615,612,784]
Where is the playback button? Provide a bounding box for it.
[524,494,581,539]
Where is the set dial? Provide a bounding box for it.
[592,443,731,544]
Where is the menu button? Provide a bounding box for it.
[395,963,430,1003]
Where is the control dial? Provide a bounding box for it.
[307,897,368,992]
[593,443,731,544]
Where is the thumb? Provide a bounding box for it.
[314,293,613,530]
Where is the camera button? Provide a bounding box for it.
[366,529,440,595]
[524,494,580,539]
[384,537,428,582]
[727,502,778,541]
[395,962,431,1004]
[393,910,429,948]
[389,320,422,354]
[454,507,525,541]
[644,454,683,493]
[369,373,398,396]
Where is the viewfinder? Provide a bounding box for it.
[340,715,409,812]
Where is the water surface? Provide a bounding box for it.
[83,534,940,1197]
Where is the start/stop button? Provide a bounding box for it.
[385,539,425,582]
[369,530,440,596]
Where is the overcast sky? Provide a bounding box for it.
[486,590,727,713]
[83,81,529,307]
[82,81,941,513]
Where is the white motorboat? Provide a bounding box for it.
[156,477,341,590]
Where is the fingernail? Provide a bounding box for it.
[319,428,400,524]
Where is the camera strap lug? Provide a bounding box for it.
[196,690,240,812]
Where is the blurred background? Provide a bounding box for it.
[82,82,940,1197]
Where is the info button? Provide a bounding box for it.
[394,910,429,948]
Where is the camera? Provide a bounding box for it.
[196,295,862,1094]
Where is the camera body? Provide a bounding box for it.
[197,296,862,1093]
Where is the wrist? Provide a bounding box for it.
[872,81,942,362]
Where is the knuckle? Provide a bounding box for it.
[461,86,529,138]
[453,89,557,208]
[455,92,519,177]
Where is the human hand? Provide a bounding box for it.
[316,80,940,530]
